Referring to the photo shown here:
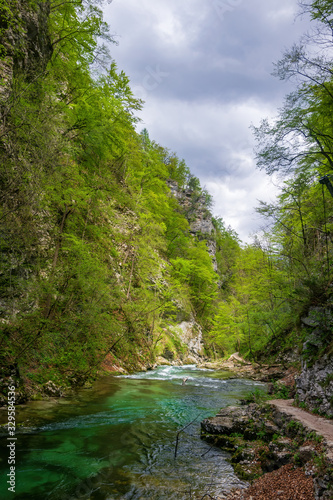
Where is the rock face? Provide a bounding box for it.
[202,404,295,483]
[166,319,205,364]
[43,380,63,397]
[167,180,217,271]
[296,355,333,417]
[170,320,204,356]
[202,404,282,443]
[0,0,52,108]
[295,307,333,417]
[0,0,52,89]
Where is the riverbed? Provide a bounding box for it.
[0,365,265,499]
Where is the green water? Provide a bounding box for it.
[0,365,265,499]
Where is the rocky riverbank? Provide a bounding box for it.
[0,351,292,407]
[201,402,333,499]
[199,352,294,383]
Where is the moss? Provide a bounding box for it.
[231,446,254,464]
[233,462,262,481]
[201,433,246,451]
[286,419,303,437]
[320,373,333,388]
[30,393,44,401]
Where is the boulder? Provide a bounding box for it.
[201,405,257,437]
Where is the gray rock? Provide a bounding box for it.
[314,476,332,499]
[201,406,250,435]
[296,354,333,417]
[295,306,333,417]
[43,381,63,397]
[166,180,217,271]
[202,403,333,499]
[274,450,293,468]
[263,421,280,435]
[202,416,236,435]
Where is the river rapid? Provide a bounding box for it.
[0,365,265,500]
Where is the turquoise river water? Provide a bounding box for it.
[0,365,265,500]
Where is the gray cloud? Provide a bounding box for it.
[104,0,311,241]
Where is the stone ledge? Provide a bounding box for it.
[268,399,333,463]
[201,402,333,499]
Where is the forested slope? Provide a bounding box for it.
[208,0,333,415]
[1,0,333,410]
[0,0,238,400]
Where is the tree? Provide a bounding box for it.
[253,1,333,178]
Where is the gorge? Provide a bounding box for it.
[1,1,333,498]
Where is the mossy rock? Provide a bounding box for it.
[231,446,255,464]
[233,461,263,481]
[201,433,242,451]
[30,393,44,401]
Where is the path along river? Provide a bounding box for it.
[0,365,265,500]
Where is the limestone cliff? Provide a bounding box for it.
[0,0,52,92]
[0,0,221,399]
[296,354,333,417]
[167,180,218,271]
[295,308,333,417]
[167,317,205,362]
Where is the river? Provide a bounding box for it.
[0,365,265,499]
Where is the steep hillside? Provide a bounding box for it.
[2,0,333,415]
[0,0,232,401]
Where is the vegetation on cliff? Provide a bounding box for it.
[1,0,333,398]
[208,0,333,366]
[0,0,236,394]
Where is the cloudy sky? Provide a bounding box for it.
[103,0,311,242]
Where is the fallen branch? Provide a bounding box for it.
[201,444,214,458]
[174,415,201,459]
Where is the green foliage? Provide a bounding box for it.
[308,431,323,443]
[208,238,297,358]
[244,388,268,404]
[5,0,333,395]
[286,420,303,433]
[0,0,224,389]
[213,217,241,290]
[232,0,333,361]
[0,0,37,60]
[271,382,291,399]
[293,452,302,466]
[322,374,333,387]
[170,241,218,318]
